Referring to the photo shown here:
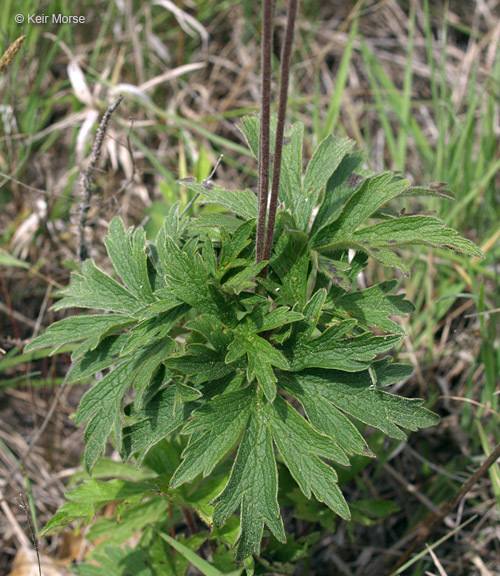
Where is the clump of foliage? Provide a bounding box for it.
[25,1,483,573]
[26,116,482,568]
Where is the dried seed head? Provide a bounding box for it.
[0,35,26,75]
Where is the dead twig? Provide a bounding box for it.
[16,494,41,576]
[389,442,500,573]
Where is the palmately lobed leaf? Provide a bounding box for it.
[161,236,221,315]
[212,394,285,560]
[326,280,414,334]
[171,386,254,488]
[122,384,198,466]
[295,135,354,230]
[51,259,144,315]
[165,343,235,384]
[180,180,258,220]
[104,217,155,303]
[226,333,289,402]
[24,314,135,355]
[287,370,438,441]
[352,215,484,257]
[289,322,401,372]
[267,395,351,519]
[311,172,410,250]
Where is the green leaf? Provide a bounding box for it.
[65,478,154,505]
[268,395,350,519]
[161,236,222,316]
[238,114,277,164]
[311,150,365,235]
[270,230,310,307]
[352,216,484,257]
[77,341,173,472]
[311,173,410,250]
[51,259,142,315]
[175,382,203,403]
[182,181,258,220]
[328,281,414,334]
[223,261,267,294]
[68,334,130,381]
[370,357,414,387]
[42,500,95,534]
[87,497,168,550]
[78,359,137,472]
[189,213,245,233]
[122,383,199,465]
[292,288,328,345]
[401,184,456,201]
[244,305,304,333]
[159,531,237,576]
[289,321,401,372]
[120,305,188,356]
[139,293,184,321]
[171,387,254,487]
[238,115,260,159]
[219,219,256,270]
[186,314,234,351]
[291,370,438,440]
[104,217,155,303]
[166,344,235,384]
[213,399,286,560]
[161,202,188,243]
[315,254,352,291]
[300,135,354,230]
[279,122,304,225]
[226,333,289,402]
[76,546,156,576]
[361,245,411,276]
[279,373,371,457]
[24,314,134,355]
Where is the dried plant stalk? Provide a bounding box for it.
[78,95,123,262]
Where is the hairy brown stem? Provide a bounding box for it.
[255,0,274,263]
[263,0,299,264]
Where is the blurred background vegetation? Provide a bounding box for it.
[0,0,499,574]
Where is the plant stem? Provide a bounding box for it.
[263,0,299,263]
[256,0,274,263]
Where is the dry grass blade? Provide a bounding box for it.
[152,0,209,51]
[425,543,448,576]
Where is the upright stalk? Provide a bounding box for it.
[263,0,299,262]
[255,0,274,262]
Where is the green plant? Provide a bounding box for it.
[23,1,484,572]
[25,114,482,565]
